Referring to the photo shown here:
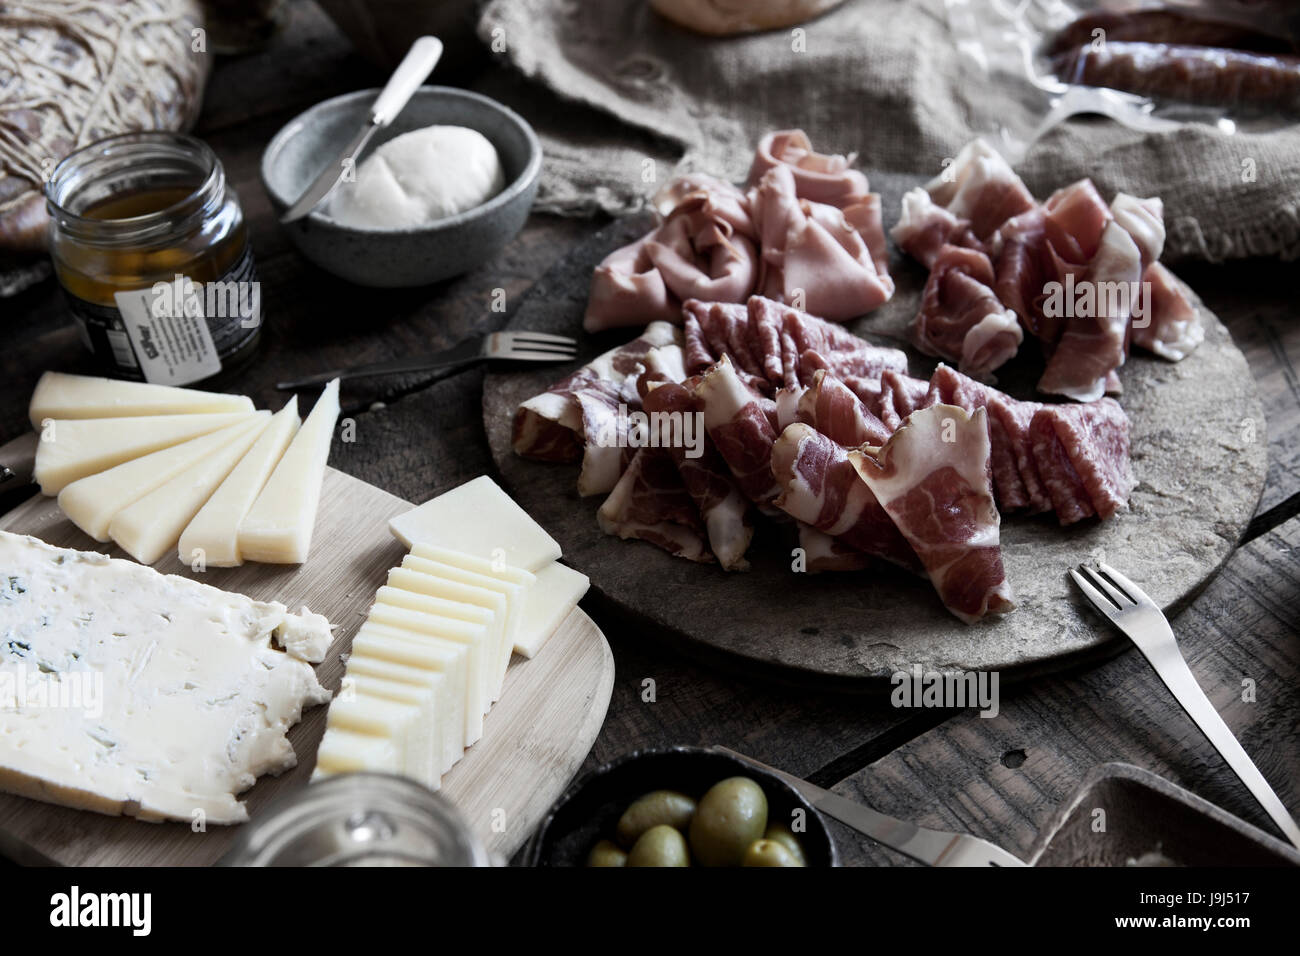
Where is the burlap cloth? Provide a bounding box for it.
[478,0,1300,263]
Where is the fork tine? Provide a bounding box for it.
[500,349,577,362]
[503,341,575,355]
[1098,562,1153,607]
[1079,565,1133,608]
[506,331,578,346]
[1070,568,1120,619]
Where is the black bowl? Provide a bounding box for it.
[525,746,839,867]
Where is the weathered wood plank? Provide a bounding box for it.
[827,515,1300,865]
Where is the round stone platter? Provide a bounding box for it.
[482,171,1266,689]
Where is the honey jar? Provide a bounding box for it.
[45,132,263,385]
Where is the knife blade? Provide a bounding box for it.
[280,35,444,224]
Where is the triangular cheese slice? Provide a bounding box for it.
[58,413,270,541]
[238,380,340,564]
[109,416,273,565]
[35,412,256,495]
[29,371,253,428]
[178,397,301,567]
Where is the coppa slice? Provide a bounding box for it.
[341,666,445,784]
[516,563,590,658]
[34,411,256,494]
[178,396,301,567]
[238,379,340,564]
[108,415,272,565]
[349,623,467,775]
[58,414,271,542]
[849,404,1015,624]
[28,371,253,428]
[388,475,561,572]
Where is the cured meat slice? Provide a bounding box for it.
[747,129,871,209]
[1132,263,1204,361]
[796,369,892,447]
[770,422,920,571]
[891,188,985,270]
[796,524,871,573]
[682,298,772,392]
[512,322,682,495]
[923,140,1036,242]
[642,379,754,570]
[912,244,1022,381]
[597,447,713,562]
[692,355,783,504]
[1029,399,1134,525]
[849,405,1015,624]
[751,164,894,320]
[869,370,931,433]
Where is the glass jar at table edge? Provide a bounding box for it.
[219,773,492,867]
[45,131,263,387]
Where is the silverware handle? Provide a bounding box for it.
[1141,644,1300,850]
[276,342,482,391]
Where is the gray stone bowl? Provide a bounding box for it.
[260,86,541,287]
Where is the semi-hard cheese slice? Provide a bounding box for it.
[516,562,591,658]
[178,396,301,567]
[344,658,448,778]
[0,531,331,824]
[108,415,272,565]
[408,545,538,656]
[238,379,340,564]
[58,414,271,542]
[322,693,428,786]
[34,411,256,494]
[388,475,561,572]
[350,624,467,774]
[366,602,489,746]
[28,371,253,428]
[337,674,441,789]
[313,729,400,777]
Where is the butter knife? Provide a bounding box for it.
[280,35,444,224]
[714,747,1027,867]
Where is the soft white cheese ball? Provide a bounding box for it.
[329,125,506,228]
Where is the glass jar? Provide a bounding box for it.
[219,774,492,867]
[45,131,263,385]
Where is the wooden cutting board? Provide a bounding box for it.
[482,189,1267,688]
[0,467,614,865]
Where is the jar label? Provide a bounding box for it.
[115,285,222,386]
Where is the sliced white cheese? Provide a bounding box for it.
[107,415,271,565]
[58,414,271,542]
[388,475,561,572]
[238,379,340,564]
[313,728,400,777]
[407,545,541,657]
[34,411,256,495]
[323,691,430,785]
[344,657,449,777]
[0,530,330,824]
[516,562,590,658]
[339,673,442,789]
[178,396,301,567]
[366,602,488,747]
[28,371,253,429]
[350,624,467,774]
[398,555,528,698]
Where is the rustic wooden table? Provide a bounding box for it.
[2,3,1296,866]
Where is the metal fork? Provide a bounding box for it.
[275,331,577,390]
[1071,562,1300,851]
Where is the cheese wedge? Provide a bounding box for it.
[313,728,400,777]
[238,379,340,564]
[341,673,442,789]
[379,574,504,702]
[58,414,271,542]
[366,602,488,747]
[516,562,590,658]
[323,692,428,785]
[34,412,256,494]
[108,415,272,565]
[398,555,528,697]
[388,475,561,572]
[408,545,539,656]
[28,371,253,428]
[178,396,301,567]
[350,624,467,773]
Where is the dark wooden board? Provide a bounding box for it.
[483,197,1267,687]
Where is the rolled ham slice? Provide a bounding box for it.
[597,447,714,562]
[747,129,871,209]
[692,354,783,505]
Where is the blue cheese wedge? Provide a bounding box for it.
[0,531,331,824]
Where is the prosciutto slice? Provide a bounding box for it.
[797,524,871,573]
[849,405,1015,624]
[1029,399,1134,525]
[597,447,713,561]
[513,321,682,495]
[891,188,986,269]
[913,244,1022,381]
[770,422,920,572]
[797,369,892,447]
[692,354,783,504]
[747,129,871,209]
[923,140,1036,242]
[1133,263,1203,361]
[642,379,754,570]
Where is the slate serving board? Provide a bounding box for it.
[483,174,1267,688]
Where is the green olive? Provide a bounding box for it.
[616,790,697,847]
[586,839,627,867]
[763,823,808,866]
[688,776,769,867]
[626,825,691,867]
[742,838,804,867]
